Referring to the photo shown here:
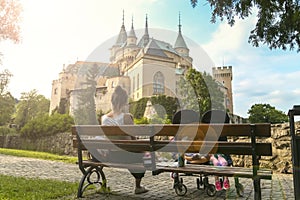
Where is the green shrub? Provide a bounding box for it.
[20,113,74,138]
[0,126,17,136]
[134,117,149,124]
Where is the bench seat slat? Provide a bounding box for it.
[156,165,272,179]
[81,160,146,171]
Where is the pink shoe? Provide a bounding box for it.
[215,180,222,191]
[223,178,230,190]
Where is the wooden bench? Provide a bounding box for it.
[72,123,272,199]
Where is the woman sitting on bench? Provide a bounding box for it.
[101,85,149,194]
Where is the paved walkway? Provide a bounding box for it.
[0,154,295,199]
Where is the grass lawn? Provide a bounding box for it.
[0,148,77,164]
[0,148,80,199]
[0,174,78,200]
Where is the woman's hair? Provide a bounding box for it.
[111,85,128,112]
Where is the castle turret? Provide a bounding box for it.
[115,10,127,46]
[110,10,127,62]
[138,15,150,47]
[127,16,137,46]
[174,13,189,56]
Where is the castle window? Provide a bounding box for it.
[153,71,164,95]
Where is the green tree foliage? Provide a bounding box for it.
[0,93,15,125]
[130,95,179,120]
[178,68,224,117]
[0,70,15,125]
[130,97,148,119]
[247,103,289,123]
[14,90,50,128]
[73,64,99,125]
[20,113,74,138]
[190,0,300,52]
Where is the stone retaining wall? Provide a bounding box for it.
[231,122,299,172]
[0,132,76,156]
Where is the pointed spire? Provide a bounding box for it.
[122,9,125,26]
[138,14,150,47]
[115,10,127,46]
[128,15,136,38]
[174,12,188,49]
[145,14,149,36]
[178,12,182,33]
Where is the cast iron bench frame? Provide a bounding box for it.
[72,123,272,199]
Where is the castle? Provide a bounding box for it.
[49,13,233,117]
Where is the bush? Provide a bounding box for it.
[20,113,74,138]
[134,117,149,124]
[0,126,17,136]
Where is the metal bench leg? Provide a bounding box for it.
[234,177,244,197]
[77,166,107,198]
[253,178,261,200]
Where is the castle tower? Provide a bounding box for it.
[212,66,233,114]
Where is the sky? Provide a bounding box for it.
[1,0,300,118]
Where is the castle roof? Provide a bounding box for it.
[136,38,179,59]
[65,61,119,77]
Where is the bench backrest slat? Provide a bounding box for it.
[72,123,272,157]
[72,123,271,138]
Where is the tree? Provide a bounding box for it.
[190,0,300,52]
[0,69,15,125]
[247,103,288,123]
[0,92,15,126]
[178,68,224,117]
[14,90,50,128]
[73,64,99,125]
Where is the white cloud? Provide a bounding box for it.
[202,11,300,117]
[202,15,257,66]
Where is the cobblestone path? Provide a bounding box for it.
[0,154,295,199]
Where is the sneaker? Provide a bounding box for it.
[215,180,222,191]
[134,186,149,194]
[223,178,230,190]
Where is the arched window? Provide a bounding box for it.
[153,71,164,95]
